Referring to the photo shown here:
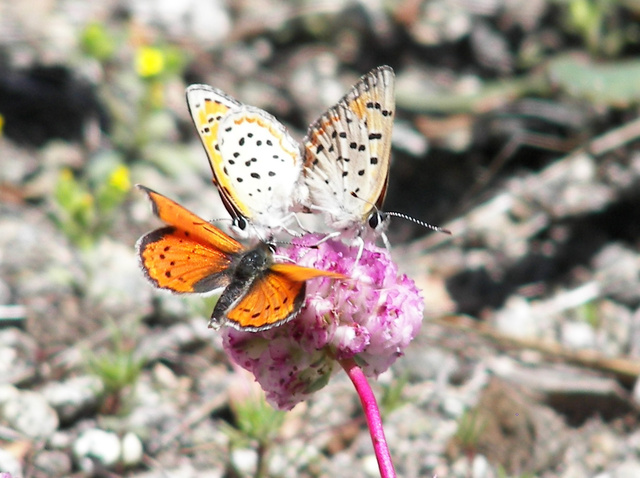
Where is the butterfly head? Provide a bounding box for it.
[229,215,252,239]
[367,209,390,234]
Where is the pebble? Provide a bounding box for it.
[81,238,152,318]
[121,431,144,467]
[1,390,59,439]
[610,461,640,478]
[32,450,72,478]
[471,454,494,478]
[73,428,121,471]
[0,449,22,478]
[0,328,38,385]
[492,296,541,339]
[130,0,231,45]
[230,448,257,476]
[561,321,596,349]
[42,375,104,424]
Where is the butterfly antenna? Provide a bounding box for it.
[384,211,451,235]
[209,217,232,224]
[349,191,451,235]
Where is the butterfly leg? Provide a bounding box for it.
[353,235,364,267]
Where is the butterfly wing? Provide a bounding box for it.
[137,185,244,293]
[215,105,306,236]
[186,85,244,218]
[213,260,346,331]
[187,84,305,238]
[303,66,395,233]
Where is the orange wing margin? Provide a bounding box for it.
[138,185,244,255]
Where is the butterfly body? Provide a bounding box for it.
[186,85,307,240]
[303,66,395,241]
[136,185,344,331]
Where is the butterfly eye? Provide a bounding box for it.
[234,217,248,231]
[368,211,382,230]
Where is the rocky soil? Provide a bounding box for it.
[1,1,640,477]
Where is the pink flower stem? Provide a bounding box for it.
[340,357,397,478]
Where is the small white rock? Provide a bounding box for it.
[73,428,121,470]
[2,390,59,439]
[472,454,494,478]
[42,375,104,423]
[0,448,23,478]
[361,454,380,477]
[0,383,20,404]
[231,448,257,476]
[561,321,596,349]
[121,432,144,467]
[611,461,640,478]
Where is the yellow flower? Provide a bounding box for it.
[0,114,4,136]
[135,47,165,78]
[108,165,131,192]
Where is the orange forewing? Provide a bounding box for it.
[139,185,243,255]
[137,185,243,293]
[138,227,234,293]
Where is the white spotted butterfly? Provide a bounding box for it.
[186,85,307,241]
[302,66,395,242]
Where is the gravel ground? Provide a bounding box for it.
[1,1,640,477]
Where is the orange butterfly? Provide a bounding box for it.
[136,185,346,331]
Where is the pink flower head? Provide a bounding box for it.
[221,235,424,410]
